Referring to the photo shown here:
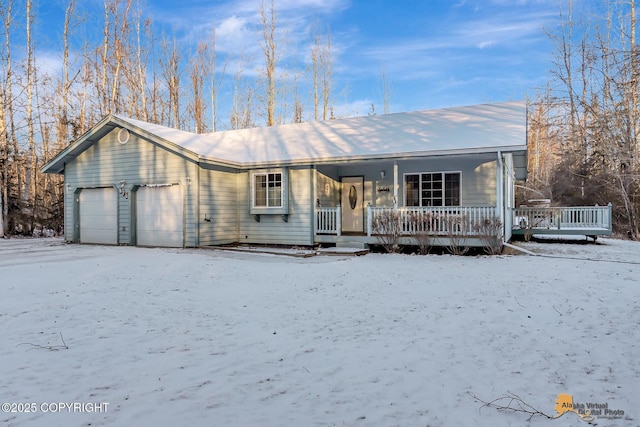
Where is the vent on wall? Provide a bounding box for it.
[118,128,130,144]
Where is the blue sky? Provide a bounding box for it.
[33,0,564,123]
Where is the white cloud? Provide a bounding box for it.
[215,15,259,56]
[35,51,64,78]
[477,41,494,49]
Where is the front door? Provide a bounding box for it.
[341,176,364,233]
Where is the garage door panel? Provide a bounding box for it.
[136,186,183,247]
[79,188,118,245]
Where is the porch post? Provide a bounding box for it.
[336,204,342,236]
[367,204,372,236]
[496,151,504,238]
[393,161,398,210]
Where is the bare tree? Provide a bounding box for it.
[160,34,181,128]
[188,41,209,133]
[1,0,19,235]
[309,30,321,121]
[292,73,303,123]
[381,64,391,114]
[230,57,256,130]
[0,0,9,236]
[208,27,226,132]
[308,25,333,121]
[525,89,560,200]
[260,0,277,126]
[57,0,76,146]
[134,9,150,121]
[0,83,6,237]
[544,0,640,237]
[98,0,111,114]
[320,29,332,120]
[25,0,36,233]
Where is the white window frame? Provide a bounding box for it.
[253,172,282,208]
[403,171,462,207]
[250,169,289,215]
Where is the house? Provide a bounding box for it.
[42,101,530,249]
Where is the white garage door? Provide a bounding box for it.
[79,188,118,245]
[136,185,184,247]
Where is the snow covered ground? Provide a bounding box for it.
[0,237,638,427]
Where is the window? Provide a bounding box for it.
[404,172,460,206]
[254,172,282,208]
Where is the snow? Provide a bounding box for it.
[1,237,638,426]
[117,101,526,166]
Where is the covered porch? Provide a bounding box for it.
[312,150,521,249]
[315,205,502,247]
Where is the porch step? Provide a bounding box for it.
[335,241,369,249]
[317,246,369,256]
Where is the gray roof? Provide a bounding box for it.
[42,101,527,173]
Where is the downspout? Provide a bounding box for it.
[496,151,504,242]
[311,165,317,245]
[393,161,398,210]
[195,164,201,247]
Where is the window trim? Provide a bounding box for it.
[250,169,289,215]
[403,171,462,207]
[253,172,283,208]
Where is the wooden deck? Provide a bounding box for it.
[511,205,613,238]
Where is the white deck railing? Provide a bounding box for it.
[315,206,341,235]
[313,205,499,236]
[315,204,613,237]
[367,206,498,236]
[513,204,612,231]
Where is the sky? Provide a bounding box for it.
[32,0,565,124]
[146,0,561,113]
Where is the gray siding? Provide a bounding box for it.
[237,167,314,246]
[319,155,497,209]
[315,170,340,207]
[199,168,239,245]
[64,127,198,247]
[396,154,497,206]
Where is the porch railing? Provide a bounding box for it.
[314,204,613,238]
[313,206,500,236]
[367,206,498,236]
[513,204,612,231]
[315,206,341,235]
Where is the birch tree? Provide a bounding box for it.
[209,28,225,132]
[188,41,209,133]
[230,56,255,130]
[160,35,181,128]
[309,26,333,121]
[25,0,35,225]
[0,0,17,235]
[381,64,391,114]
[260,0,277,126]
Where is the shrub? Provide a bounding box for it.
[473,217,503,255]
[443,214,470,255]
[371,210,402,253]
[408,211,433,255]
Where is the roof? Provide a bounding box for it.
[42,101,527,173]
